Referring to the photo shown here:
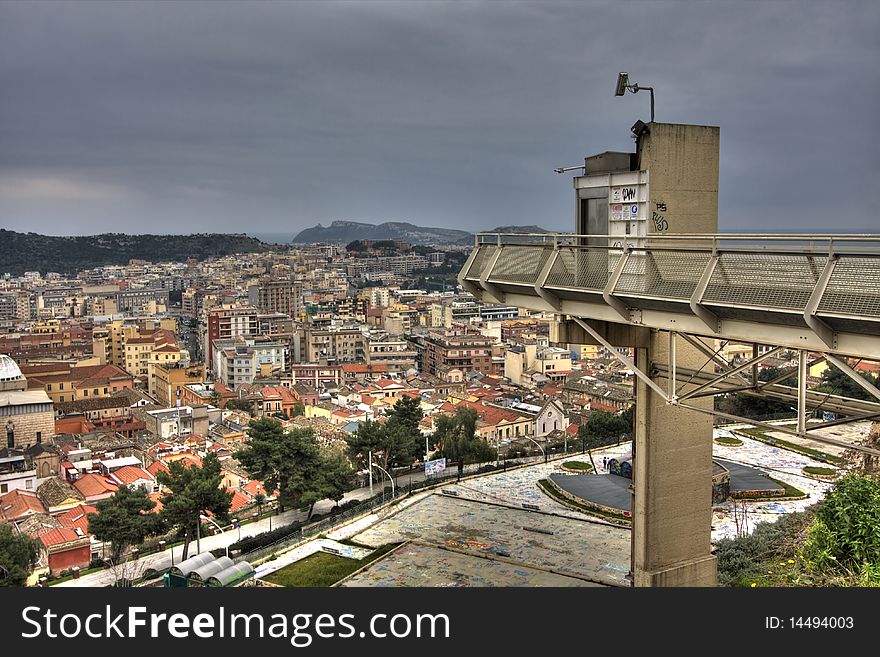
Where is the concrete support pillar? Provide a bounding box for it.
[632,329,717,586]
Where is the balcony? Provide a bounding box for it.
[459,233,880,358]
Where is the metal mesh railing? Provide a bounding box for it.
[703,253,826,310]
[460,234,880,345]
[614,250,711,299]
[464,245,497,280]
[544,247,613,291]
[489,245,553,284]
[818,255,880,318]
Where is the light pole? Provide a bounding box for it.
[524,436,546,463]
[371,461,394,500]
[199,514,229,558]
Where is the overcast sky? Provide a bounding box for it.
[1,0,878,237]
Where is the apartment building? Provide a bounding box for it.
[304,325,366,364]
[413,329,496,377]
[204,305,258,370]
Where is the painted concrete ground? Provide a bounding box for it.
[417,433,836,542]
[350,494,631,586]
[340,542,602,587]
[277,428,840,586]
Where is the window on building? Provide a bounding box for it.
[26,480,33,489]
[0,483,7,493]
[36,431,42,444]
[83,390,89,396]
[6,428,13,449]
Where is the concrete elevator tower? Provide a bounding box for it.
[568,122,721,585]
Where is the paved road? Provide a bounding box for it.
[55,459,541,587]
[55,471,429,588]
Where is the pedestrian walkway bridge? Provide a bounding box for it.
[459,233,880,359]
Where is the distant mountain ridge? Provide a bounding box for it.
[292,221,471,245]
[0,229,273,277]
[292,221,551,245]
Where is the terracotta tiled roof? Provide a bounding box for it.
[148,492,164,513]
[56,504,98,534]
[228,488,251,513]
[110,465,154,486]
[39,527,86,548]
[0,489,46,522]
[72,473,118,498]
[146,460,170,477]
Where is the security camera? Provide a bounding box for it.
[615,72,629,97]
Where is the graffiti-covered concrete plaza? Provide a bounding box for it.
[340,542,603,587]
[323,427,840,586]
[350,494,631,586]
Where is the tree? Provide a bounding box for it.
[818,364,879,401]
[226,398,254,413]
[87,485,162,563]
[0,524,40,587]
[208,390,222,407]
[303,449,356,518]
[382,396,422,468]
[345,419,389,470]
[156,452,233,561]
[584,410,630,444]
[235,420,323,513]
[344,398,424,471]
[254,492,266,517]
[292,401,305,417]
[434,407,495,478]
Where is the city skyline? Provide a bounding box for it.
[1,1,878,236]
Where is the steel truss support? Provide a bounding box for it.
[560,317,880,456]
[675,402,880,457]
[824,354,880,403]
[569,316,668,400]
[676,346,786,402]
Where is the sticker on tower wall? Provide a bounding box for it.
[611,186,638,203]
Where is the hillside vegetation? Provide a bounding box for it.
[0,229,274,276]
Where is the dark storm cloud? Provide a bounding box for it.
[1,0,878,236]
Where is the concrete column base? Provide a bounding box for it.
[634,554,717,587]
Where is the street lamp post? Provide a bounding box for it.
[524,436,547,463]
[200,514,229,558]
[371,462,394,500]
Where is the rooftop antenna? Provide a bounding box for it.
[615,72,655,123]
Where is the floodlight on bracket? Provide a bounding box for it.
[615,72,655,123]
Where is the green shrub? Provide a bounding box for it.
[804,473,880,569]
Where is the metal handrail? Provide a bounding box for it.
[472,232,880,254]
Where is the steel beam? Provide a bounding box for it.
[804,411,880,432]
[824,354,880,403]
[689,254,721,333]
[674,402,880,457]
[569,316,669,400]
[676,346,785,402]
[798,351,808,434]
[533,249,561,311]
[803,256,838,350]
[602,250,634,322]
